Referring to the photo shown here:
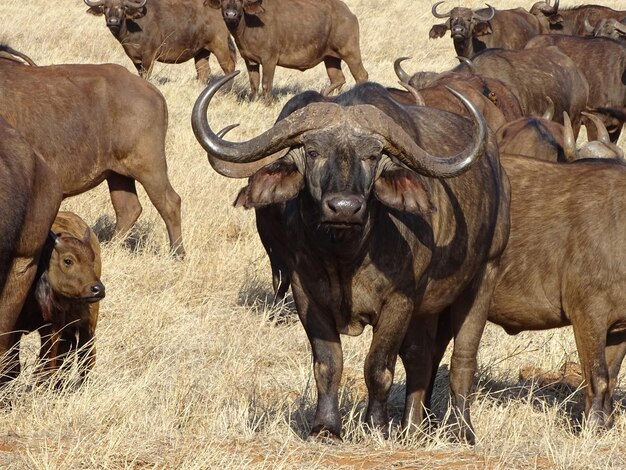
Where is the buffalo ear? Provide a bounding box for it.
[429,23,449,39]
[86,6,104,16]
[473,21,493,36]
[127,6,147,19]
[374,168,433,216]
[548,14,564,26]
[233,160,303,209]
[204,0,222,8]
[243,0,265,15]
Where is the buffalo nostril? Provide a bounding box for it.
[326,196,363,216]
[91,283,105,297]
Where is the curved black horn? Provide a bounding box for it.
[125,0,147,8]
[398,81,425,106]
[456,56,477,74]
[542,96,554,121]
[474,4,495,22]
[432,1,452,19]
[84,0,105,7]
[394,57,412,84]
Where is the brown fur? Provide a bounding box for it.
[206,0,368,98]
[531,4,626,36]
[429,6,550,58]
[86,0,236,82]
[0,117,63,384]
[228,83,510,443]
[0,51,185,257]
[524,34,626,142]
[14,212,103,385]
[435,154,626,430]
[453,46,589,136]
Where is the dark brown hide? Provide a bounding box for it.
[496,116,567,161]
[14,212,103,384]
[194,79,510,443]
[0,117,63,384]
[86,0,236,82]
[524,34,626,142]
[0,54,185,257]
[589,18,626,41]
[452,46,589,136]
[531,4,626,36]
[429,5,550,58]
[206,0,368,98]
[393,59,524,124]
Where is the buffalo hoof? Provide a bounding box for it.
[308,426,342,444]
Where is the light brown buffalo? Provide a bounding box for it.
[0,48,185,257]
[0,116,63,384]
[10,212,104,385]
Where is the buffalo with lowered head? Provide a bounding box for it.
[9,212,104,386]
[85,0,236,82]
[0,116,63,385]
[429,2,550,59]
[531,0,626,36]
[192,72,510,443]
[0,48,185,257]
[205,0,368,98]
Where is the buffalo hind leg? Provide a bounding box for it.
[107,174,143,243]
[322,57,346,96]
[447,262,498,445]
[194,49,212,84]
[399,313,440,434]
[133,168,185,258]
[261,60,277,102]
[602,331,626,427]
[364,293,413,436]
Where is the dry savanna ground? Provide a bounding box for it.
[2,0,626,468]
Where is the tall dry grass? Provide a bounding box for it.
[1,0,625,467]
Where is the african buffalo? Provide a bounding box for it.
[524,34,626,142]
[452,47,589,136]
[192,72,510,443]
[394,57,524,124]
[433,154,626,430]
[0,49,185,257]
[496,111,623,162]
[588,17,626,41]
[429,2,549,58]
[0,116,63,384]
[84,0,236,82]
[9,212,104,385]
[531,1,626,36]
[205,0,368,98]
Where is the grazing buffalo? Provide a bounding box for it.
[9,212,104,385]
[192,72,510,443]
[588,18,626,41]
[0,117,63,384]
[394,57,524,124]
[205,0,368,98]
[497,111,623,162]
[531,0,626,36]
[433,154,626,431]
[452,47,589,136]
[0,49,185,257]
[84,0,236,82]
[524,34,626,142]
[429,2,549,58]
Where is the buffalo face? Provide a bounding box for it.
[429,3,495,42]
[207,0,264,27]
[84,0,147,35]
[48,231,105,303]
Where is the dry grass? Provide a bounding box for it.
[1,0,626,468]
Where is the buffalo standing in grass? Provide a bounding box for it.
[0,48,185,257]
[85,0,236,82]
[433,154,626,430]
[192,72,510,443]
[0,116,63,384]
[205,0,368,99]
[429,2,550,58]
[9,212,104,385]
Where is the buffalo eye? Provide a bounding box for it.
[63,258,74,267]
[307,149,319,159]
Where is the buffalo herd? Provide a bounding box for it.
[1,0,626,447]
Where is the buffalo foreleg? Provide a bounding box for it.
[107,174,143,242]
[194,50,212,84]
[604,332,626,427]
[261,60,277,102]
[245,60,260,99]
[322,57,346,96]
